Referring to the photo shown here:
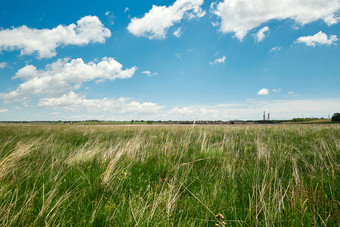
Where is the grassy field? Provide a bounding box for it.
[0,124,339,226]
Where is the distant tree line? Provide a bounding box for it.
[1,113,339,124]
[332,113,340,122]
[291,118,322,122]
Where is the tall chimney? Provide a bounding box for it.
[263,111,266,123]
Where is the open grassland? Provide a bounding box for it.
[0,124,339,226]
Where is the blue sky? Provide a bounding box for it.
[0,0,340,121]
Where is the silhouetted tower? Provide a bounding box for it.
[263,111,266,123]
[268,113,270,122]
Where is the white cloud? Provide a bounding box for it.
[105,11,114,25]
[272,88,281,93]
[124,7,129,13]
[211,21,219,27]
[296,31,338,47]
[127,0,205,39]
[0,16,111,58]
[210,56,226,64]
[0,108,8,113]
[0,57,136,103]
[165,99,340,120]
[169,106,218,118]
[257,88,269,95]
[173,27,182,38]
[49,112,60,116]
[0,62,7,69]
[270,46,282,53]
[211,0,340,40]
[287,91,299,97]
[174,52,181,58]
[38,92,164,114]
[3,97,340,120]
[255,26,269,42]
[141,70,158,77]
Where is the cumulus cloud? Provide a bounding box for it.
[127,0,205,39]
[0,16,111,58]
[255,26,269,42]
[0,62,7,69]
[165,99,340,120]
[211,0,340,40]
[272,88,281,93]
[105,11,114,25]
[0,57,136,103]
[257,88,269,95]
[38,92,164,114]
[169,106,218,119]
[210,56,226,64]
[141,70,158,77]
[270,46,282,53]
[9,98,340,121]
[173,27,182,38]
[0,108,8,113]
[287,91,299,97]
[296,31,338,47]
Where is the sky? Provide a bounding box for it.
[0,0,340,121]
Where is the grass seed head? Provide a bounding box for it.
[216,213,224,221]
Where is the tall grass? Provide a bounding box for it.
[0,124,339,226]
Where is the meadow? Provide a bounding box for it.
[0,124,339,226]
